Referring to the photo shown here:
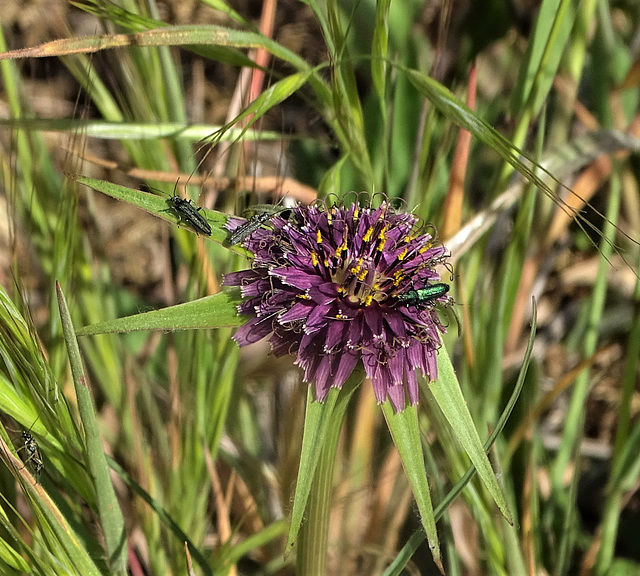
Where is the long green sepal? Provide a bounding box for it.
[383,299,537,576]
[432,348,513,523]
[286,368,362,560]
[76,292,244,336]
[382,401,442,573]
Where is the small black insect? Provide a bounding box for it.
[17,430,44,477]
[229,207,293,246]
[229,211,274,246]
[166,194,212,236]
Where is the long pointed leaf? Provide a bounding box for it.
[382,402,442,573]
[431,348,512,523]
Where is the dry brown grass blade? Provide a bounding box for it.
[442,63,476,240]
[73,149,318,205]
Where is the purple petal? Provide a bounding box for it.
[331,351,359,389]
[271,268,323,290]
[223,269,261,286]
[278,301,312,323]
[233,316,275,345]
[304,303,333,334]
[387,383,406,412]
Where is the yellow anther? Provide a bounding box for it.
[363,227,374,242]
[377,227,388,251]
[364,294,374,306]
[311,252,319,266]
[316,229,323,244]
[418,241,433,254]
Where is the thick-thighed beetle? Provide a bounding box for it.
[166,193,212,236]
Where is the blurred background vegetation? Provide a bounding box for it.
[0,0,639,574]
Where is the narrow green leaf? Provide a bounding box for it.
[0,118,284,142]
[0,435,102,576]
[285,369,362,557]
[405,68,568,210]
[512,0,577,116]
[432,348,513,523]
[69,175,231,244]
[76,292,244,336]
[383,301,537,576]
[286,388,339,559]
[207,71,313,149]
[56,282,127,573]
[371,0,391,102]
[107,457,213,576]
[0,536,29,572]
[382,402,442,573]
[0,24,333,103]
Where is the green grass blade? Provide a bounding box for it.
[512,0,578,116]
[56,282,127,574]
[404,66,593,214]
[595,267,640,573]
[286,369,362,559]
[207,71,315,147]
[0,118,285,142]
[431,349,512,523]
[69,175,230,244]
[0,25,314,76]
[107,457,212,576]
[384,301,537,575]
[382,401,442,572]
[0,435,103,576]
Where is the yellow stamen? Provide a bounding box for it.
[418,241,433,254]
[377,227,387,251]
[350,258,363,276]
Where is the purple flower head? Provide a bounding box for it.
[224,198,451,412]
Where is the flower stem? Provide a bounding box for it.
[296,374,361,575]
[296,411,341,575]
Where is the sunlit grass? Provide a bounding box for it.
[0,1,639,575]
